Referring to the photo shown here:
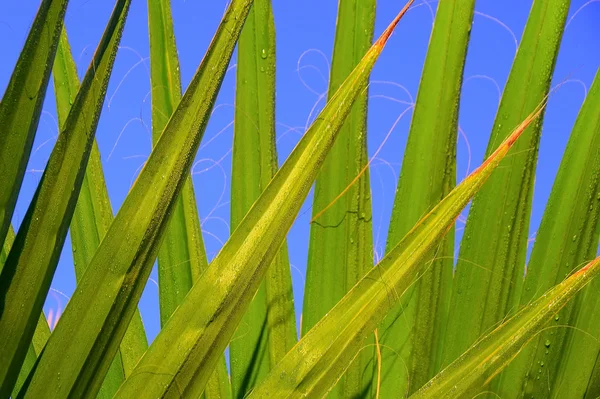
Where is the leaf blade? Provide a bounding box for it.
[249,97,545,399]
[22,1,253,397]
[147,1,230,397]
[53,27,149,396]
[148,0,209,326]
[302,1,376,396]
[378,0,475,394]
[114,4,413,398]
[229,0,297,396]
[497,68,600,397]
[1,226,51,398]
[0,0,69,251]
[412,256,600,399]
[442,0,571,369]
[0,1,132,396]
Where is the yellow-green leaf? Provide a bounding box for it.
[412,256,600,399]
[114,4,413,398]
[249,96,546,399]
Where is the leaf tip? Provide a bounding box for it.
[374,0,415,49]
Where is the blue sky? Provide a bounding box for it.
[1,0,599,342]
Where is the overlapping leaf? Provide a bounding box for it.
[249,96,546,399]
[413,255,600,399]
[114,3,413,398]
[0,1,131,396]
[0,0,69,251]
[496,69,600,397]
[1,226,51,398]
[442,0,571,368]
[379,0,474,394]
[302,1,376,396]
[22,1,253,397]
[147,1,230,397]
[229,0,297,396]
[53,28,148,397]
[148,0,209,329]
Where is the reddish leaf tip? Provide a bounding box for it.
[374,0,415,48]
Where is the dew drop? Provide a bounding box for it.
[545,339,551,348]
[261,49,267,59]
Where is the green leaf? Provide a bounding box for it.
[147,1,230,397]
[248,96,546,399]
[378,0,474,394]
[13,315,50,398]
[229,0,297,396]
[411,255,600,399]
[584,349,600,397]
[114,4,411,398]
[0,226,15,272]
[442,0,570,368]
[148,0,209,328]
[0,1,131,396]
[53,27,148,397]
[22,1,252,397]
[302,1,376,396]
[496,68,600,397]
[0,0,68,257]
[1,226,51,398]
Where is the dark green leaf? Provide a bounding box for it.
[0,1,131,396]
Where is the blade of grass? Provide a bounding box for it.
[497,69,600,398]
[442,0,570,368]
[229,0,297,396]
[53,28,149,397]
[114,4,413,397]
[378,0,474,394]
[147,2,230,397]
[412,255,600,399]
[0,0,69,250]
[0,1,131,396]
[248,100,547,399]
[21,1,253,397]
[302,1,376,396]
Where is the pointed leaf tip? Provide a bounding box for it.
[375,0,415,48]
[475,97,547,175]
